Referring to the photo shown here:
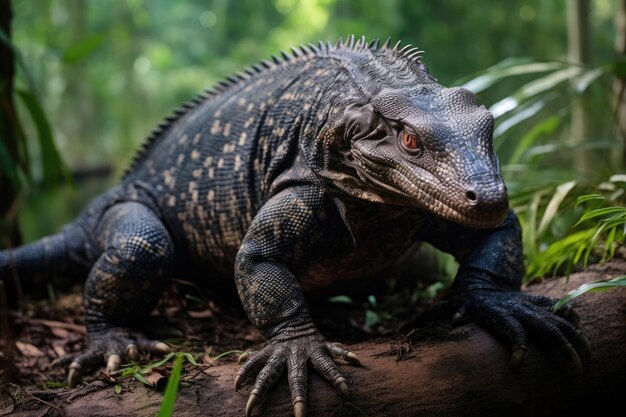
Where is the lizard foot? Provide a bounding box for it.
[453,290,591,372]
[235,330,361,417]
[52,326,171,387]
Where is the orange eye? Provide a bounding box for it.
[401,131,420,151]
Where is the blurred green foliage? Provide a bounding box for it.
[8,0,623,281]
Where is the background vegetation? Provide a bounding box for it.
[1,0,624,283]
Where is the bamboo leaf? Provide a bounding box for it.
[507,115,561,164]
[490,67,583,118]
[573,67,606,93]
[576,194,605,206]
[575,207,626,226]
[537,181,576,236]
[462,61,566,93]
[553,277,626,312]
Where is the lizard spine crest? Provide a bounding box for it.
[123,35,424,178]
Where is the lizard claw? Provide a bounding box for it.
[62,326,171,387]
[454,290,590,371]
[509,346,527,367]
[153,341,172,354]
[334,376,350,400]
[106,354,122,373]
[238,350,254,364]
[68,362,82,388]
[245,391,262,417]
[293,397,306,417]
[236,331,357,416]
[345,352,362,367]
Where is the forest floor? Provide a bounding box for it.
[2,266,438,413]
[2,259,626,416]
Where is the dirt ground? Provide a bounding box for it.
[2,259,626,416]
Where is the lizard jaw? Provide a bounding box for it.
[352,150,508,228]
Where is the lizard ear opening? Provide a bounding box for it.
[343,103,378,143]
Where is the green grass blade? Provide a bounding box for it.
[212,350,243,361]
[158,354,184,417]
[142,352,176,371]
[553,276,626,312]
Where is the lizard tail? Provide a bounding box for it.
[0,222,91,301]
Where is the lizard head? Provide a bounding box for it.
[321,40,508,228]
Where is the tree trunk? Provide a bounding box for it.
[7,260,626,417]
[615,0,626,167]
[567,0,593,175]
[0,0,22,249]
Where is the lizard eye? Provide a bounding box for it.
[401,131,421,153]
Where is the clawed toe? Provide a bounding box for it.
[61,327,170,387]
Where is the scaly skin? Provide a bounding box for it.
[0,36,590,416]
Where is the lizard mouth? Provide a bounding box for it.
[352,147,508,228]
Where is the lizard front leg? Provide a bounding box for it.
[233,186,359,417]
[415,208,591,370]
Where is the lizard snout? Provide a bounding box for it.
[463,179,508,225]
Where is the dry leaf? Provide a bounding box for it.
[15,341,44,357]
[188,309,214,319]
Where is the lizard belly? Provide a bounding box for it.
[297,236,413,292]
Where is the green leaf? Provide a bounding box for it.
[490,67,582,118]
[462,61,566,93]
[212,350,243,361]
[537,180,576,236]
[15,88,72,187]
[158,353,184,417]
[142,352,176,371]
[62,34,105,64]
[576,194,605,206]
[575,207,626,226]
[507,115,561,164]
[364,310,379,327]
[553,276,626,312]
[327,295,353,304]
[493,94,556,138]
[133,371,152,386]
[114,384,122,394]
[367,295,377,309]
[180,352,198,366]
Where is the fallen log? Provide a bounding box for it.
[8,260,626,417]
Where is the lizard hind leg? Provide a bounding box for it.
[63,201,175,386]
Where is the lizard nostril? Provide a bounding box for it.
[465,190,478,204]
